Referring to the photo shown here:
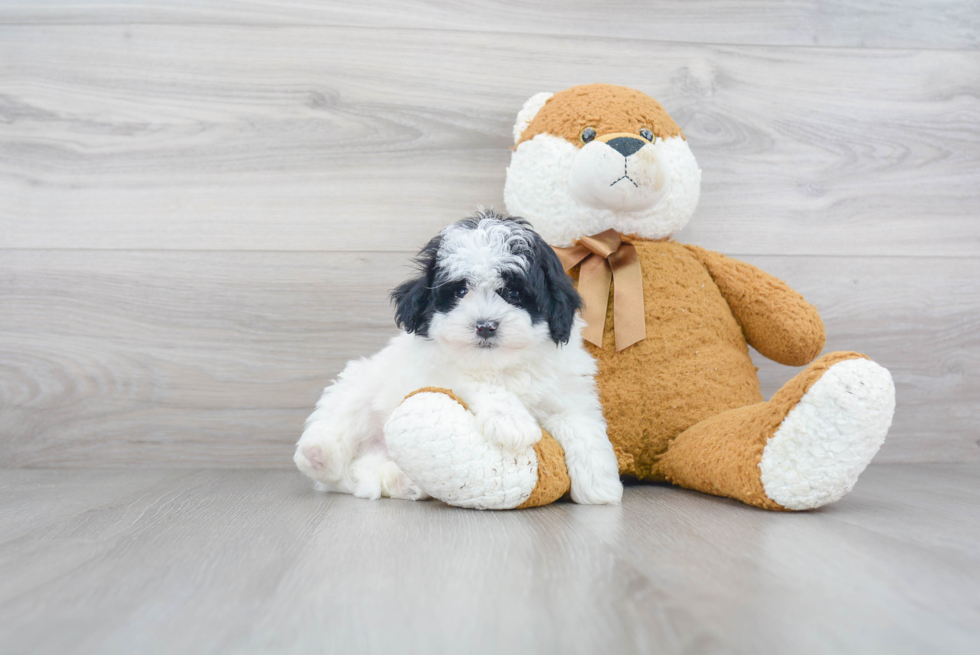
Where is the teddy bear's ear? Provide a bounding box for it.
[512,92,553,145]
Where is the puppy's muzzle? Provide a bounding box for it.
[475,321,498,340]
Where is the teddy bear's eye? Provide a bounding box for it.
[640,128,654,142]
[580,127,597,144]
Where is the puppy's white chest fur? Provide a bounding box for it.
[375,333,574,421]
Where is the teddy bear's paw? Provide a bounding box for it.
[477,407,542,453]
[760,358,896,510]
[385,390,539,509]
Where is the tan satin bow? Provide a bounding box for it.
[552,230,646,352]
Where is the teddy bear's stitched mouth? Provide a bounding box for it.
[610,175,639,188]
[610,159,639,188]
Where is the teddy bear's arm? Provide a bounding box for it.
[683,244,825,366]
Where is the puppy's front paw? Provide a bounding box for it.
[568,461,624,505]
[478,409,542,453]
[349,458,429,501]
[380,462,429,501]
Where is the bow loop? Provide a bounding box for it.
[553,229,646,352]
[578,231,622,259]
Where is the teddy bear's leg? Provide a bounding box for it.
[659,352,895,510]
[383,387,570,509]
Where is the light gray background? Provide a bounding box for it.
[1,3,979,654]
[2,0,978,469]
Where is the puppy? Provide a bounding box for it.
[293,210,623,505]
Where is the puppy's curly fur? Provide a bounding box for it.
[294,210,623,505]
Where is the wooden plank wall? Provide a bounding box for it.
[1,1,978,468]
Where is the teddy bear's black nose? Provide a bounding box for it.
[606,136,646,158]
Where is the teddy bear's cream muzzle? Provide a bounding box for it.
[568,132,672,213]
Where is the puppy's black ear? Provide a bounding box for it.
[531,229,581,345]
[391,276,431,336]
[391,234,441,337]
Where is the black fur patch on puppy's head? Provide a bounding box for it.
[522,228,582,345]
[391,233,442,338]
[391,210,582,346]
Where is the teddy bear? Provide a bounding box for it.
[385,83,896,511]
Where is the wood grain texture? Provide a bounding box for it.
[1,465,978,655]
[0,250,404,468]
[0,1,977,50]
[0,3,977,469]
[1,25,978,256]
[2,249,976,468]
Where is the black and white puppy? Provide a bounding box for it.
[294,210,623,504]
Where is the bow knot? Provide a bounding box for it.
[552,230,646,352]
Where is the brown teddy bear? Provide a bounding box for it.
[385,84,895,511]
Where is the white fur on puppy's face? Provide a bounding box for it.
[428,219,546,368]
[504,133,701,247]
[428,287,551,362]
[391,214,581,372]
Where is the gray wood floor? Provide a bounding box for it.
[1,463,979,655]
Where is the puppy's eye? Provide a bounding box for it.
[455,287,468,299]
[580,127,597,144]
[506,289,522,302]
[639,128,654,142]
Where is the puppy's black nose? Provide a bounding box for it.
[606,136,646,158]
[475,321,498,339]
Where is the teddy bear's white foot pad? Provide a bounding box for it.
[384,391,539,510]
[760,358,896,510]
